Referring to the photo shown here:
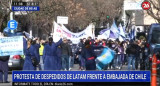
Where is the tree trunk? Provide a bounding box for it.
[0,14,9,32]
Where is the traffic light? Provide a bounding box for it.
[106,16,110,19]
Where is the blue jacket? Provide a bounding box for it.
[23,45,39,70]
[81,45,103,60]
[23,37,27,55]
[56,46,62,70]
[43,39,62,70]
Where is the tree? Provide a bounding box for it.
[0,0,124,38]
[147,0,160,23]
[75,0,124,27]
[0,0,10,32]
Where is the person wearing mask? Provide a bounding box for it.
[81,40,104,70]
[23,39,39,70]
[60,38,72,70]
[43,36,62,70]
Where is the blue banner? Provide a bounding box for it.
[0,36,24,56]
[12,6,40,11]
[12,71,150,82]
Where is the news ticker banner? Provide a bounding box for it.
[12,71,150,82]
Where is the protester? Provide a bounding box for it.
[56,45,62,70]
[23,39,39,70]
[126,40,139,70]
[0,34,9,83]
[135,40,141,70]
[43,37,62,70]
[81,39,104,70]
[123,41,128,65]
[68,40,74,70]
[94,38,103,57]
[60,38,72,70]
[102,39,107,46]
[113,40,119,69]
[138,39,146,70]
[39,39,45,70]
[33,38,40,70]
[117,41,125,70]
[0,56,9,83]
[76,39,84,70]
[106,40,115,70]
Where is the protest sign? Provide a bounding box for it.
[0,36,23,56]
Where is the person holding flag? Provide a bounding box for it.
[81,39,104,70]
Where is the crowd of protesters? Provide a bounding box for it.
[0,32,147,82]
[21,31,147,71]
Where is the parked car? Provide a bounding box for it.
[8,55,24,70]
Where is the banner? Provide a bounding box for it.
[12,71,150,82]
[53,22,94,44]
[0,36,23,56]
[96,48,115,70]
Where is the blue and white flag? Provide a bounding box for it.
[129,26,136,40]
[126,33,131,40]
[123,25,126,34]
[118,23,125,38]
[99,28,109,35]
[110,20,119,38]
[109,30,116,39]
[23,31,33,39]
[96,47,115,70]
[101,29,110,38]
[119,35,125,42]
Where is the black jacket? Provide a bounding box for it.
[126,43,139,55]
[60,42,72,56]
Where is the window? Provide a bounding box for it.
[151,29,160,44]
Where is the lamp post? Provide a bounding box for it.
[9,0,15,33]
